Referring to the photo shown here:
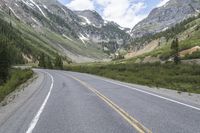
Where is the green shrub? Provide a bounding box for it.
[184,51,200,59]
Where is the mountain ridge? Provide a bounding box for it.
[0,0,132,62]
[131,0,200,38]
[1,0,199,63]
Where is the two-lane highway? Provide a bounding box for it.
[0,69,200,133]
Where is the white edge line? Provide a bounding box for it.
[26,71,54,133]
[79,73,200,111]
[103,79,200,111]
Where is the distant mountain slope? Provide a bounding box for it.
[0,0,131,63]
[131,0,200,38]
[126,13,200,62]
[74,10,131,51]
[75,10,104,28]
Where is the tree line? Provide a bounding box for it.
[0,39,10,85]
[0,17,25,85]
[38,53,63,70]
[0,18,63,85]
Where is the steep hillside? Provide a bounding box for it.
[126,13,200,63]
[131,0,200,38]
[0,18,25,64]
[0,0,131,63]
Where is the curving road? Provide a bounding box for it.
[0,69,200,133]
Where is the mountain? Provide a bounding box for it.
[126,9,200,62]
[74,10,131,52]
[0,0,131,63]
[131,0,200,38]
[75,10,104,28]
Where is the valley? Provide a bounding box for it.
[0,0,200,132]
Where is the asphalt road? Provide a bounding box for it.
[0,69,200,133]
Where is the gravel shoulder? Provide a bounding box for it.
[0,70,44,126]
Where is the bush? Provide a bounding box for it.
[184,51,200,59]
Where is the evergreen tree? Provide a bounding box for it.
[0,40,10,84]
[54,54,63,70]
[171,38,180,64]
[9,9,11,16]
[8,9,12,27]
[38,53,46,68]
[46,56,53,69]
[0,18,28,64]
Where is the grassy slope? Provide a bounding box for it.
[0,10,107,63]
[136,18,200,60]
[44,29,107,59]
[0,69,33,102]
[67,62,200,94]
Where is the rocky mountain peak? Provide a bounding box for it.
[75,10,104,28]
[0,0,131,55]
[131,0,200,38]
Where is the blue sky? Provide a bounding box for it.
[58,0,169,28]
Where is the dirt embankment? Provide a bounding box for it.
[179,46,200,57]
[125,40,159,59]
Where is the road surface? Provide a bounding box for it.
[0,69,200,133]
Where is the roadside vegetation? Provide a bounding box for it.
[0,18,33,102]
[0,40,33,103]
[67,62,200,94]
[38,53,64,70]
[0,69,33,102]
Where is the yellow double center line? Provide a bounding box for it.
[68,75,152,133]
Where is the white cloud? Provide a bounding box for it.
[66,0,95,11]
[66,0,147,28]
[157,0,170,7]
[96,0,147,28]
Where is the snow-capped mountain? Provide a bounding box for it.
[75,10,104,28]
[0,0,131,53]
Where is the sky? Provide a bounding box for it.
[58,0,170,28]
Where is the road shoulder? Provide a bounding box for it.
[70,72,200,106]
[0,70,44,126]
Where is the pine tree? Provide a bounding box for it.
[171,38,180,64]
[9,9,11,16]
[8,9,12,27]
[46,56,53,69]
[54,54,63,70]
[0,39,10,84]
[38,53,46,68]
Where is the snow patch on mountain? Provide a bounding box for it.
[162,27,168,31]
[79,33,89,44]
[15,3,19,7]
[30,0,46,18]
[61,7,67,14]
[79,15,91,25]
[9,7,20,19]
[43,5,47,9]
[21,0,34,9]
[62,34,74,42]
